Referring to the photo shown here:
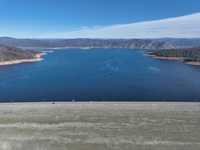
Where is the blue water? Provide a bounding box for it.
[0,49,200,102]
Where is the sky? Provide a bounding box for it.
[0,0,200,38]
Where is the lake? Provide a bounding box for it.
[0,49,200,102]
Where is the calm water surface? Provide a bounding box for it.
[0,49,200,102]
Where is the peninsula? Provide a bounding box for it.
[0,44,45,66]
[146,47,200,65]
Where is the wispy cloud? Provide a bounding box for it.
[41,13,200,38]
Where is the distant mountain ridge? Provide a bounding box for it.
[0,37,177,49]
[0,37,57,48]
[155,38,200,48]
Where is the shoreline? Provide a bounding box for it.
[0,101,199,106]
[145,53,200,66]
[0,52,46,66]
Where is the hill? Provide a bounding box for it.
[0,44,44,65]
[147,47,200,65]
[0,37,177,49]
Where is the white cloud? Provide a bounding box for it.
[41,13,200,38]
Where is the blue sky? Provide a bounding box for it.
[0,0,200,38]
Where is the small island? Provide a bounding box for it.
[0,44,45,66]
[146,47,200,66]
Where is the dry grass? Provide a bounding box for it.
[0,102,199,150]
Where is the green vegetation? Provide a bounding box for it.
[151,47,200,62]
